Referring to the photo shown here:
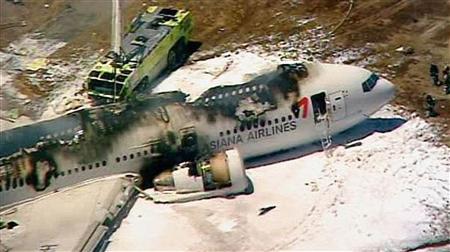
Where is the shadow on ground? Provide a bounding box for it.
[246,117,407,168]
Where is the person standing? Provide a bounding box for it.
[445,73,450,95]
[443,65,449,79]
[443,66,450,94]
[425,94,438,117]
[430,64,440,86]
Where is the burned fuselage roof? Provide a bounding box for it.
[195,63,308,102]
[190,63,308,118]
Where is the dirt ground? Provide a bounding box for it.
[1,0,449,143]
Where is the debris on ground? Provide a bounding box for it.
[395,46,415,55]
[258,206,276,216]
[0,34,97,125]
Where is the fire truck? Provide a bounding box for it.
[86,6,193,102]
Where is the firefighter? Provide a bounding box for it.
[425,95,438,117]
[443,66,450,94]
[430,64,440,86]
[445,74,450,95]
[443,65,449,79]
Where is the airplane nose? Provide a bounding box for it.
[377,78,396,104]
[362,77,396,115]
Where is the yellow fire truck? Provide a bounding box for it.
[86,6,193,102]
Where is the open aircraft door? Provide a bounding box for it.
[329,91,346,121]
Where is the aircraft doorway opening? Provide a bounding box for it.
[311,92,327,124]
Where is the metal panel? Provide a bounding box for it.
[329,91,346,121]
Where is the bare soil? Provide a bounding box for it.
[1,0,449,143]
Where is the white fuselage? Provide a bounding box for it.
[0,61,395,208]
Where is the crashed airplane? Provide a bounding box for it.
[0,60,395,207]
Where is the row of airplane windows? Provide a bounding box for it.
[201,84,266,104]
[219,114,296,137]
[38,126,82,141]
[0,147,156,192]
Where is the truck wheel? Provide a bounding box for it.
[167,49,178,71]
[167,40,187,70]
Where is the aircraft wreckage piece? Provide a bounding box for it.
[146,148,250,203]
[0,61,396,207]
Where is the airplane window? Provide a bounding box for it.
[362,73,379,92]
[232,91,237,95]
[268,120,272,126]
[233,128,238,134]
[137,152,141,157]
[245,87,250,93]
[288,115,293,120]
[88,164,93,170]
[253,120,259,128]
[275,118,279,124]
[116,157,121,162]
[246,121,252,130]
[281,116,286,122]
[225,93,229,97]
[220,132,224,137]
[218,94,223,99]
[226,130,231,135]
[239,124,245,132]
[123,155,127,161]
[96,162,100,168]
[238,89,243,94]
[81,166,86,171]
[68,169,72,175]
[102,161,107,166]
[75,168,79,173]
[212,96,216,100]
[205,98,209,103]
[252,86,257,91]
[144,150,149,155]
[260,120,266,127]
[12,178,17,189]
[130,154,135,159]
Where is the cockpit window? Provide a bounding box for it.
[362,73,379,92]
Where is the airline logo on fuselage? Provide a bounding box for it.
[210,97,310,151]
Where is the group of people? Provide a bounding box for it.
[429,64,450,94]
[425,64,449,118]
